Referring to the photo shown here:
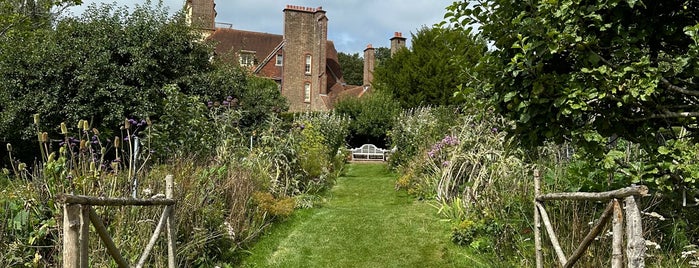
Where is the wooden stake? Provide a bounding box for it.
[537,185,648,202]
[63,204,82,268]
[625,196,645,268]
[88,207,130,268]
[563,200,615,268]
[612,199,624,268]
[136,205,172,268]
[79,205,89,267]
[166,175,177,268]
[534,169,543,268]
[57,194,175,206]
[536,202,568,265]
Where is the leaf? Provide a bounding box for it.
[657,146,671,155]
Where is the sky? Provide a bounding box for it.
[66,0,455,53]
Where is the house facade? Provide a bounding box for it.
[185,1,407,111]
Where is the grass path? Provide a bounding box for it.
[239,163,489,267]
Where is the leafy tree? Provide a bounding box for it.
[0,0,81,37]
[373,26,487,108]
[374,47,391,66]
[334,91,400,148]
[337,52,363,85]
[446,1,699,191]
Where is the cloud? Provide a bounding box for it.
[67,0,454,53]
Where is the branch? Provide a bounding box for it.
[661,77,699,97]
[625,111,699,122]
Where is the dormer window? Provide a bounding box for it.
[239,51,256,67]
[276,54,283,66]
[305,54,312,74]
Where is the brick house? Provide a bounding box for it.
[185,0,406,111]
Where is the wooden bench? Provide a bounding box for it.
[350,144,388,161]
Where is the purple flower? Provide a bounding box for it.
[491,127,498,133]
[442,161,450,167]
[427,150,435,158]
[223,101,230,106]
[299,124,305,130]
[207,101,213,107]
[226,96,233,101]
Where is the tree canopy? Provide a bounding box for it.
[446,0,699,190]
[372,26,487,108]
[337,52,363,86]
[0,2,286,163]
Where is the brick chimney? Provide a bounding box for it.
[390,32,407,56]
[282,5,329,111]
[363,44,375,86]
[185,0,216,32]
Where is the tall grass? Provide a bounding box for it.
[390,108,698,267]
[0,109,350,267]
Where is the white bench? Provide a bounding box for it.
[350,144,387,161]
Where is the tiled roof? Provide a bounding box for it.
[208,28,283,62]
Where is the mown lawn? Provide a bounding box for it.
[239,163,490,267]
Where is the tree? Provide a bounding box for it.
[372,26,487,108]
[374,47,391,66]
[0,0,82,37]
[337,52,363,85]
[446,1,699,190]
[334,91,400,148]
[0,2,286,163]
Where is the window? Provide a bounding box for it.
[239,51,255,67]
[304,82,311,103]
[305,55,312,74]
[275,54,283,66]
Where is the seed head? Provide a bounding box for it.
[6,143,12,152]
[41,132,49,143]
[60,122,68,135]
[33,114,40,125]
[124,118,131,130]
[114,137,120,148]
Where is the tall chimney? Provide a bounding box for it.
[363,44,375,86]
[390,32,407,56]
[185,0,216,32]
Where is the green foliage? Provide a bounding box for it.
[0,1,212,163]
[337,52,363,85]
[445,0,699,191]
[373,26,487,108]
[149,84,217,160]
[334,91,401,147]
[387,107,458,168]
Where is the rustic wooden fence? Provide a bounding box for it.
[533,170,648,268]
[57,175,176,268]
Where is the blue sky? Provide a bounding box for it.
[67,0,454,53]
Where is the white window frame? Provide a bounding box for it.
[304,82,311,103]
[305,54,312,74]
[275,54,283,66]
[239,51,256,67]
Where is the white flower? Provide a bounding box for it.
[142,188,152,196]
[645,240,661,250]
[681,250,697,258]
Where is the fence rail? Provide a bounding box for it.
[58,175,176,268]
[533,169,647,268]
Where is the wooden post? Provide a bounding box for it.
[79,205,89,267]
[88,207,130,268]
[533,169,543,268]
[536,202,568,265]
[63,204,83,268]
[563,200,615,268]
[625,196,645,268]
[612,199,624,268]
[166,175,177,268]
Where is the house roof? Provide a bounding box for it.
[207,27,366,109]
[208,28,283,63]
